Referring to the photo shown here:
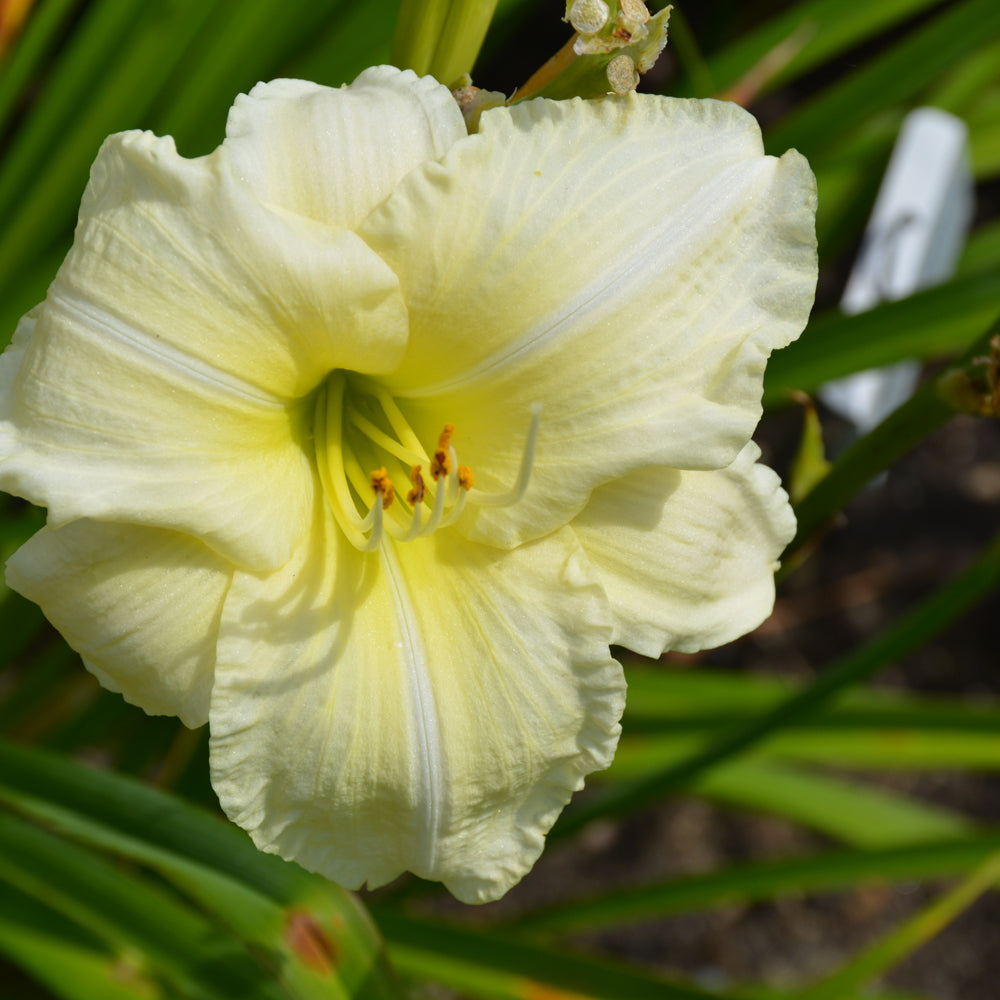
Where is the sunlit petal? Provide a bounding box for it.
[0,128,409,568]
[0,67,818,903]
[210,499,624,903]
[572,443,796,656]
[360,95,816,547]
[225,66,467,228]
[6,520,230,727]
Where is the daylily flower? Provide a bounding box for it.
[0,66,816,902]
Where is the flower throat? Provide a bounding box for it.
[314,373,540,552]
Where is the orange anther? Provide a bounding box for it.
[431,449,451,481]
[407,465,426,506]
[437,424,455,451]
[370,467,395,508]
[458,465,475,490]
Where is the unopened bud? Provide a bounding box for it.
[607,53,639,94]
[567,0,610,34]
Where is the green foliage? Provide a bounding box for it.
[2,1,1000,998]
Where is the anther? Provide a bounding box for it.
[370,468,395,509]
[407,465,426,506]
[431,449,451,480]
[431,424,455,480]
[458,466,475,490]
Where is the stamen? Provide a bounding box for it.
[317,373,540,552]
[419,463,450,537]
[431,425,455,480]
[369,383,428,460]
[316,378,378,551]
[430,451,449,480]
[407,465,426,506]
[370,467,395,509]
[348,406,424,467]
[357,493,384,552]
[468,403,541,507]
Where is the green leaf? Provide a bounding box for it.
[149,0,347,154]
[798,851,1000,1000]
[788,396,831,504]
[392,0,500,85]
[614,663,1000,771]
[692,758,971,848]
[787,317,1000,556]
[0,0,81,137]
[283,0,396,87]
[0,740,401,1000]
[0,0,223,294]
[764,0,1000,158]
[510,834,1000,934]
[762,274,1000,409]
[372,909,737,1000]
[676,0,944,99]
[0,809,286,1000]
[0,885,161,1000]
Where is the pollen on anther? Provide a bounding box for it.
[431,449,451,480]
[370,467,395,508]
[407,465,426,506]
[437,424,455,451]
[458,465,475,490]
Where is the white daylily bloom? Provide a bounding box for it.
[0,66,816,903]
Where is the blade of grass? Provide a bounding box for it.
[621,667,1000,731]
[964,89,1000,176]
[675,0,942,99]
[797,851,1000,1000]
[764,0,1000,158]
[611,725,1000,773]
[0,810,287,1000]
[551,526,1000,839]
[617,668,1000,769]
[0,0,223,300]
[512,832,1000,934]
[372,909,743,1000]
[0,0,145,221]
[762,275,1000,409]
[149,0,344,154]
[0,0,80,137]
[958,219,1000,278]
[691,758,971,848]
[0,739,401,1000]
[930,36,1000,117]
[0,885,162,1000]
[283,0,397,87]
[786,316,1000,558]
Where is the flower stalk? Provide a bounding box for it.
[392,0,499,86]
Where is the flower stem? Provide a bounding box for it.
[785,311,1000,564]
[392,0,498,85]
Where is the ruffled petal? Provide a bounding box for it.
[571,442,796,656]
[359,94,817,547]
[71,127,407,395]
[209,499,624,903]
[0,128,409,568]
[0,304,312,571]
[5,520,231,727]
[225,66,467,229]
